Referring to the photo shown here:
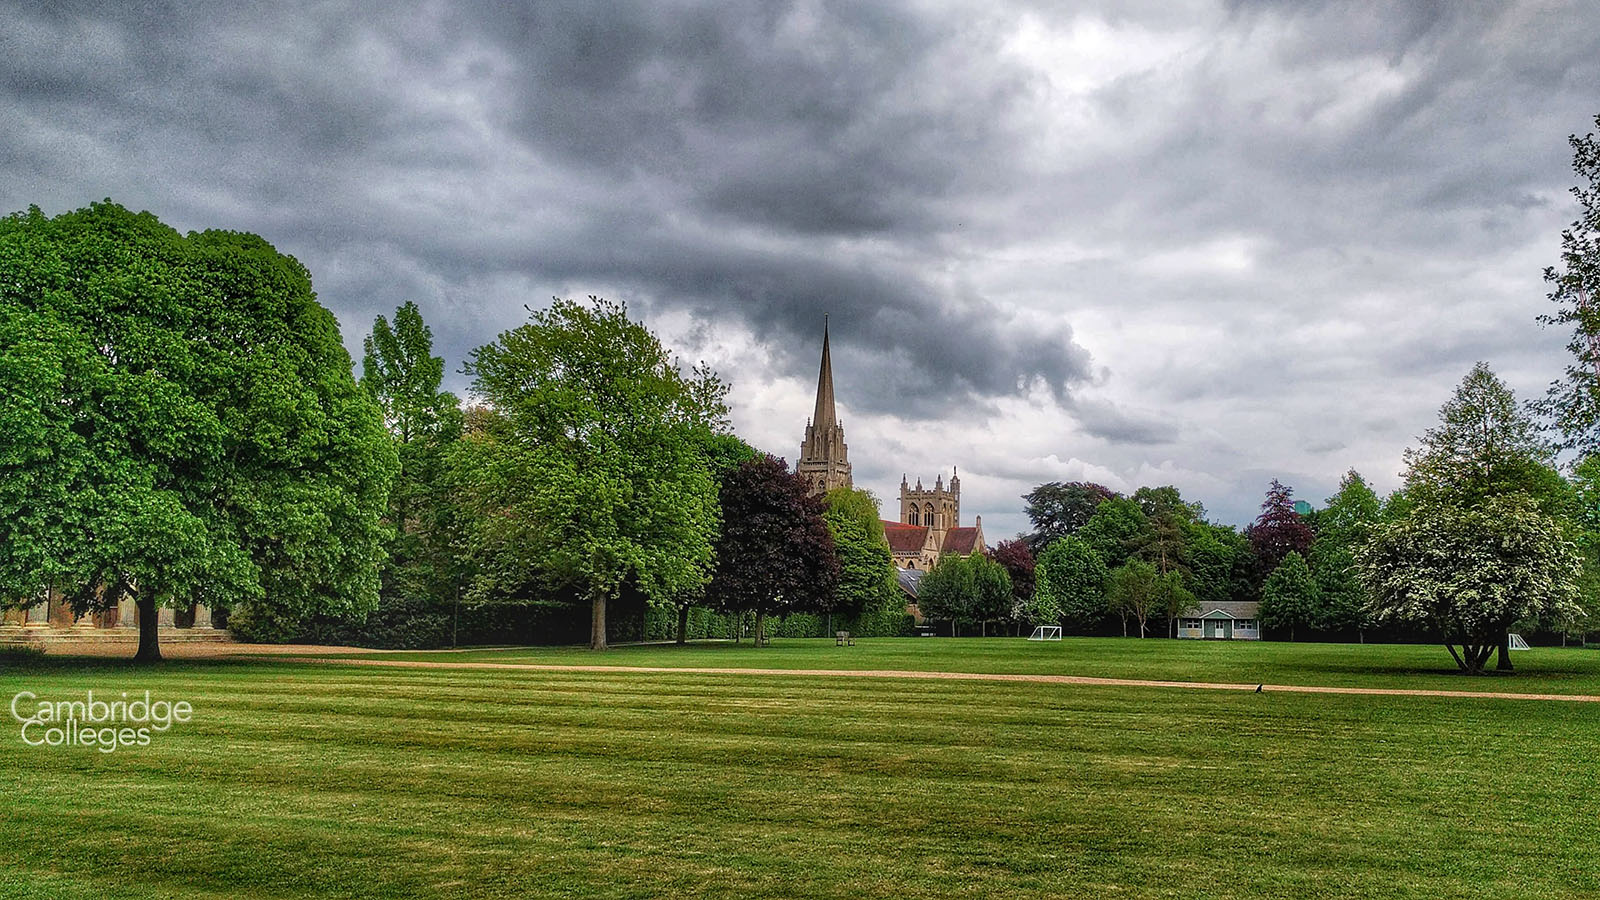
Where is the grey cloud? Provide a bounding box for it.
[2,0,1597,530]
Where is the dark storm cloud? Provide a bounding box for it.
[3,0,1599,530]
[1,0,1095,416]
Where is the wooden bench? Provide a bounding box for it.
[835,631,854,647]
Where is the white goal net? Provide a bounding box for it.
[1028,625,1062,641]
[1508,633,1532,651]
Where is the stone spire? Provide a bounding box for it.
[797,315,852,496]
[812,315,838,433]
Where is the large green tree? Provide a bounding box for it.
[0,202,395,660]
[967,553,1015,637]
[461,297,726,650]
[822,486,904,635]
[1023,481,1117,550]
[1361,495,1579,673]
[916,554,975,636]
[1361,364,1582,672]
[345,302,465,647]
[1310,470,1381,637]
[1259,551,1319,641]
[1028,536,1107,631]
[1106,558,1160,638]
[1076,497,1151,570]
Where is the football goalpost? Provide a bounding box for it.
[1028,625,1062,641]
[1508,633,1532,651]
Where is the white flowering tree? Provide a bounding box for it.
[1359,363,1582,673]
[1359,494,1580,673]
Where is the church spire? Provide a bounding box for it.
[796,314,852,496]
[812,315,837,433]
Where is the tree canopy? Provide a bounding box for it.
[461,296,727,650]
[1247,480,1315,576]
[0,201,396,660]
[706,455,839,643]
[1029,536,1107,630]
[1023,481,1117,550]
[822,486,902,630]
[1361,364,1583,672]
[1535,115,1600,455]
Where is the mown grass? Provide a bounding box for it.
[2,647,1598,899]
[300,636,1600,695]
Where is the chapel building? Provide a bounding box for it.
[795,319,985,570]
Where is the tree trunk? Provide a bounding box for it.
[1496,629,1514,672]
[754,611,767,646]
[590,593,608,651]
[676,605,689,645]
[981,620,986,638]
[134,595,161,663]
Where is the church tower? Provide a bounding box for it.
[900,468,960,548]
[797,316,852,496]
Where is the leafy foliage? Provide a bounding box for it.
[1029,536,1107,630]
[1310,471,1381,633]
[1259,551,1319,640]
[705,455,840,641]
[822,486,902,627]
[1076,497,1151,570]
[1246,480,1314,576]
[1360,495,1580,672]
[313,302,466,648]
[0,202,396,659]
[1106,558,1160,638]
[460,297,726,649]
[1535,116,1600,455]
[990,538,1036,603]
[916,553,1011,633]
[1362,365,1583,672]
[1023,481,1117,550]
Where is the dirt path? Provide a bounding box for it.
[257,655,1600,703]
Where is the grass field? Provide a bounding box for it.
[3,639,1598,899]
[299,635,1600,695]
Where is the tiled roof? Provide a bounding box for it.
[941,527,981,555]
[881,520,929,553]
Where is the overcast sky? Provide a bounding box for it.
[4,1,1598,536]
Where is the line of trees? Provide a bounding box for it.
[0,202,911,658]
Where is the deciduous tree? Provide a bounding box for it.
[916,554,976,636]
[822,486,903,635]
[462,297,726,650]
[1260,551,1319,641]
[1361,365,1582,672]
[0,202,396,661]
[706,455,839,645]
[1077,497,1151,570]
[1029,536,1107,631]
[1106,558,1160,638]
[1246,480,1314,576]
[1535,116,1600,455]
[1360,496,1579,672]
[1023,482,1117,550]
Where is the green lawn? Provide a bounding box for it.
[2,642,1597,899]
[295,636,1600,695]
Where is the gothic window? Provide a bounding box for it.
[909,507,919,526]
[925,503,936,529]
